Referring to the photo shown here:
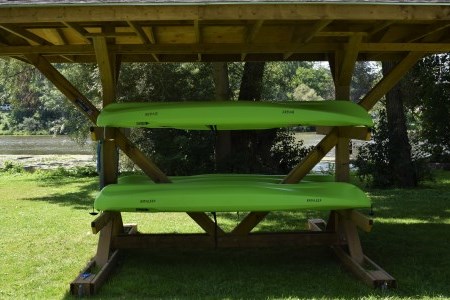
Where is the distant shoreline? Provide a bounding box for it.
[0,154,95,170]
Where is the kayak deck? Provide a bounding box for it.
[94,174,371,212]
[96,101,373,130]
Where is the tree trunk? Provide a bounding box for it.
[229,62,278,173]
[382,61,417,187]
[212,62,231,172]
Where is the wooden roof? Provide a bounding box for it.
[1,1,450,63]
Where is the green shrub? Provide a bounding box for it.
[354,110,432,188]
[0,160,24,173]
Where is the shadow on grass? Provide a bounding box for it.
[63,247,377,299]
[22,178,98,211]
[60,221,450,300]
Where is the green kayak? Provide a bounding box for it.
[94,174,370,212]
[96,101,373,130]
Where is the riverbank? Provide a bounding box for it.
[0,154,95,170]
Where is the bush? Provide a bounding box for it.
[0,160,24,174]
[354,110,432,188]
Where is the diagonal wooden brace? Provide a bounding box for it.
[25,54,170,183]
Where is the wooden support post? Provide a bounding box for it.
[331,34,362,183]
[70,224,137,296]
[94,212,124,266]
[308,216,396,288]
[94,35,120,188]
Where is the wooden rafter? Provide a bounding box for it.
[241,20,264,61]
[127,21,159,62]
[0,24,51,45]
[3,42,450,59]
[284,20,332,60]
[127,21,150,44]
[368,21,395,38]
[404,22,450,43]
[62,21,91,44]
[194,19,202,61]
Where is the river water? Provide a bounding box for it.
[0,135,93,155]
[0,135,95,169]
[0,133,348,171]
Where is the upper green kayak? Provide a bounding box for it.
[94,174,370,213]
[96,101,373,130]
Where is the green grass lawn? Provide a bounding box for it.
[0,170,449,299]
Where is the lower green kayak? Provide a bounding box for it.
[94,174,370,212]
[96,101,373,130]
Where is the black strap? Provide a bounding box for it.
[212,212,218,248]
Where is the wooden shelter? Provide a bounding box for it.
[1,0,450,296]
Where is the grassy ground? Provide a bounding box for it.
[0,170,449,299]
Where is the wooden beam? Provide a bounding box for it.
[3,4,450,23]
[231,212,269,235]
[4,43,450,58]
[55,28,68,45]
[337,210,373,233]
[70,224,138,296]
[112,232,340,249]
[246,20,264,43]
[405,22,450,43]
[282,128,339,184]
[25,54,99,122]
[86,32,136,38]
[333,247,397,288]
[368,21,395,37]
[187,212,225,236]
[95,212,123,267]
[93,36,116,105]
[126,21,160,62]
[63,22,91,44]
[300,20,333,44]
[284,20,332,59]
[359,52,424,111]
[241,20,264,61]
[338,33,363,87]
[333,46,353,183]
[91,212,112,234]
[194,20,202,61]
[127,21,150,43]
[0,25,51,45]
[26,54,170,183]
[113,129,171,183]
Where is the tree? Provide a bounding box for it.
[355,61,417,188]
[212,62,232,171]
[409,54,450,163]
[351,62,381,102]
[291,63,334,100]
[292,83,323,101]
[382,61,417,187]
